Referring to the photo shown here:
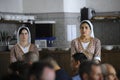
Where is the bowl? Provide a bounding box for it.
[62,48,70,51]
[102,45,114,51]
[47,47,56,51]
[8,45,14,50]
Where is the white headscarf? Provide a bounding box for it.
[17,25,31,44]
[80,20,95,38]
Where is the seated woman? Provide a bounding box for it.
[10,26,39,63]
[71,20,101,63]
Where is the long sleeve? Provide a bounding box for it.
[30,44,39,58]
[10,47,17,63]
[71,40,77,56]
[94,39,101,61]
[34,45,39,57]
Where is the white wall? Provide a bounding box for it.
[0,0,120,13]
[0,0,23,13]
[23,0,86,13]
[63,0,86,13]
[86,0,120,12]
[23,0,64,13]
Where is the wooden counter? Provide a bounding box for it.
[0,51,10,76]
[0,50,120,76]
[39,50,71,75]
[0,50,72,76]
[101,50,120,71]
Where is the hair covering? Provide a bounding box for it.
[17,25,31,44]
[80,20,94,38]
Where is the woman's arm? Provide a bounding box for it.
[71,40,77,56]
[94,39,101,62]
[33,44,39,57]
[10,47,17,63]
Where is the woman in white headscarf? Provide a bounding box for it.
[10,25,39,63]
[71,20,101,62]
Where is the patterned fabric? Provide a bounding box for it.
[71,37,101,61]
[10,44,39,63]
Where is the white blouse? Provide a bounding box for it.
[18,44,30,54]
[81,42,90,50]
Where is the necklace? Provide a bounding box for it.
[79,36,91,43]
[19,42,29,48]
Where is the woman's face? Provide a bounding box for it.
[19,29,29,42]
[80,23,91,37]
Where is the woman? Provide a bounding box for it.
[10,26,39,63]
[71,20,101,62]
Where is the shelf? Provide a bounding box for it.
[91,12,120,21]
[0,19,32,24]
[92,16,120,20]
